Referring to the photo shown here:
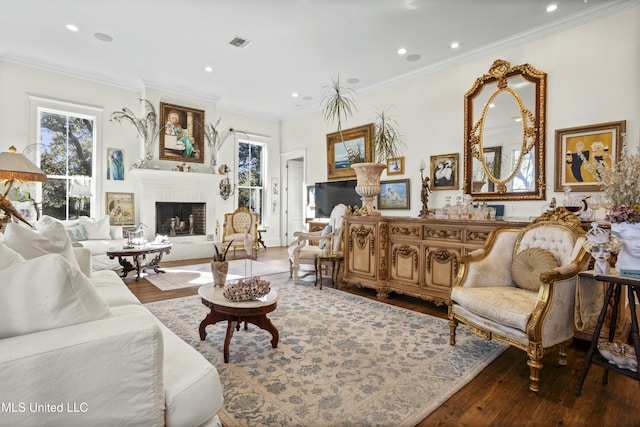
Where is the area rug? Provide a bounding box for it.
[145,280,508,426]
[144,260,288,291]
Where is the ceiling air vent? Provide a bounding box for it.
[229,36,252,48]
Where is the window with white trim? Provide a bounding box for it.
[237,139,264,223]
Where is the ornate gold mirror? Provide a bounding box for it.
[464,59,547,200]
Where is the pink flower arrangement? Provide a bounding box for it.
[606,204,640,224]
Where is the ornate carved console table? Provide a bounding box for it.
[342,216,528,305]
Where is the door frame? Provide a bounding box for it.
[280,149,307,245]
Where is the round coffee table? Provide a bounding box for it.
[198,285,279,363]
[107,242,172,280]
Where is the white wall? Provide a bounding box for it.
[0,62,282,246]
[281,7,640,219]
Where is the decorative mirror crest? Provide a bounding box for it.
[464,59,547,201]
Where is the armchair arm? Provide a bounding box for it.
[0,313,165,426]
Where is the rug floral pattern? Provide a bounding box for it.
[145,280,507,426]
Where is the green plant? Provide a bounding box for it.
[321,75,360,163]
[110,99,162,162]
[373,107,405,162]
[213,240,234,261]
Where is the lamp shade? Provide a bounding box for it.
[0,146,47,183]
[70,178,93,198]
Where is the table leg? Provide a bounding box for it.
[248,315,279,349]
[576,282,617,395]
[314,257,319,287]
[629,287,640,376]
[224,321,237,363]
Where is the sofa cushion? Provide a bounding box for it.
[0,254,111,339]
[66,224,88,241]
[511,247,559,291]
[3,216,78,268]
[80,215,111,240]
[0,242,25,270]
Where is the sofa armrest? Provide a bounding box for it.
[73,246,92,276]
[0,314,165,426]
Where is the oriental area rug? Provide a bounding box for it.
[144,260,288,291]
[145,281,508,426]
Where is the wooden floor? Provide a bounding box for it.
[127,246,640,427]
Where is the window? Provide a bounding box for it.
[237,140,264,223]
[38,107,96,219]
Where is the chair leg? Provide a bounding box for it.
[448,318,458,346]
[527,355,543,393]
[558,345,568,366]
[289,260,293,279]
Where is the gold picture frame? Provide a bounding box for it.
[159,102,205,163]
[386,157,405,176]
[554,120,626,192]
[430,153,459,191]
[378,179,410,209]
[326,123,374,180]
[105,192,135,225]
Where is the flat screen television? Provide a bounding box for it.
[314,180,361,218]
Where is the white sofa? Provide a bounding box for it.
[0,218,224,426]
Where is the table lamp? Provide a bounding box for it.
[69,178,93,218]
[0,146,47,227]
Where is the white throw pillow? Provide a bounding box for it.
[79,215,111,240]
[0,242,26,270]
[3,217,78,267]
[0,253,111,339]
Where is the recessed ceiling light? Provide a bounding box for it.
[450,42,459,49]
[65,24,79,32]
[347,78,359,84]
[489,103,496,108]
[546,4,558,12]
[397,48,407,55]
[292,93,299,98]
[94,33,113,42]
[204,66,213,72]
[406,54,421,62]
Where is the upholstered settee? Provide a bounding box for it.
[0,217,224,426]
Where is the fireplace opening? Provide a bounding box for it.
[156,202,206,236]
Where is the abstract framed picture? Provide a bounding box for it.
[554,120,626,192]
[106,147,125,180]
[430,153,459,191]
[105,192,135,226]
[326,123,374,180]
[377,179,410,210]
[386,157,404,176]
[159,102,205,163]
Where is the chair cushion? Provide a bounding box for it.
[79,215,111,240]
[0,254,111,339]
[451,286,538,332]
[318,225,332,249]
[511,248,559,291]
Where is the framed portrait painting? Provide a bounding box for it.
[430,153,459,191]
[326,123,374,180]
[105,192,135,226]
[554,120,625,191]
[159,102,205,163]
[378,179,410,210]
[386,157,404,176]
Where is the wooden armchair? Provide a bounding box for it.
[448,207,590,392]
[222,207,259,258]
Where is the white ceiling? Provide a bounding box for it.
[0,0,636,119]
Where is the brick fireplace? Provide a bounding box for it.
[155,202,206,236]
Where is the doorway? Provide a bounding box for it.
[281,150,306,245]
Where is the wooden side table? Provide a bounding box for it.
[314,253,344,289]
[106,243,172,281]
[575,270,640,395]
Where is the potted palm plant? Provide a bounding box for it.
[321,76,360,164]
[211,240,233,287]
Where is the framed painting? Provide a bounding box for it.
[107,147,125,180]
[105,192,135,225]
[554,120,626,191]
[326,123,374,180]
[159,102,205,163]
[378,179,410,210]
[430,153,459,191]
[386,157,404,176]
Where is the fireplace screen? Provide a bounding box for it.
[156,202,206,236]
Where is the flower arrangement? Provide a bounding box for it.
[580,134,640,223]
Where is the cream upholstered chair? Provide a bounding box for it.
[448,207,590,392]
[288,204,347,283]
[222,207,259,257]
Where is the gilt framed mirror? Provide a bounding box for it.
[463,59,547,201]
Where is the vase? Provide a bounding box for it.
[211,260,229,287]
[610,222,640,277]
[351,162,386,216]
